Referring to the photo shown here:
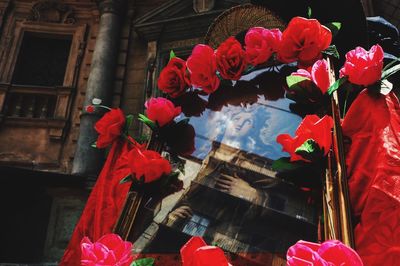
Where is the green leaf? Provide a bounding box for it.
[120,174,132,184]
[322,45,340,59]
[138,114,157,130]
[286,75,310,88]
[136,134,150,144]
[380,79,393,95]
[324,22,342,37]
[272,157,303,171]
[131,258,155,266]
[91,142,97,148]
[295,139,323,162]
[383,57,400,71]
[125,114,134,131]
[381,63,400,80]
[307,7,312,18]
[169,50,176,61]
[327,77,347,95]
[212,242,222,248]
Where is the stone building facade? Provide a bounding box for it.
[0,0,246,263]
[0,0,397,264]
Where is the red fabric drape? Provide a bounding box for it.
[60,140,131,266]
[342,89,400,265]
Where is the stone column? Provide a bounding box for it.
[72,0,125,178]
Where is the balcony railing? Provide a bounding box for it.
[0,83,75,139]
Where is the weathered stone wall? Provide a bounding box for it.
[0,0,100,173]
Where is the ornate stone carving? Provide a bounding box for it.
[28,1,76,24]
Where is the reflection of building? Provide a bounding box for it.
[363,0,400,28]
[133,142,318,265]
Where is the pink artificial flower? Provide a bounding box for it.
[145,97,182,127]
[245,27,282,66]
[311,59,331,94]
[292,59,331,94]
[287,240,363,266]
[80,234,134,266]
[340,44,384,86]
[287,240,327,266]
[187,44,220,94]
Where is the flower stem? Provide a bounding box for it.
[342,89,350,118]
[95,104,112,111]
[122,132,137,146]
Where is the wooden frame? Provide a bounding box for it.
[323,58,354,247]
[114,4,356,258]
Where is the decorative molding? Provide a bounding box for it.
[28,1,76,24]
[0,0,12,32]
[162,37,204,51]
[133,0,230,42]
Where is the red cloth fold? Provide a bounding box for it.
[60,140,132,266]
[342,89,400,265]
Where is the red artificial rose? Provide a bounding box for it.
[245,27,282,66]
[158,57,190,98]
[127,148,171,183]
[276,115,333,162]
[291,59,330,94]
[85,105,95,113]
[216,37,247,80]
[187,44,220,94]
[180,236,231,266]
[278,17,332,67]
[145,97,182,127]
[339,44,384,86]
[95,108,125,148]
[287,240,363,266]
[80,234,134,266]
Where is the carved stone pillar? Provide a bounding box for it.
[72,0,126,179]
